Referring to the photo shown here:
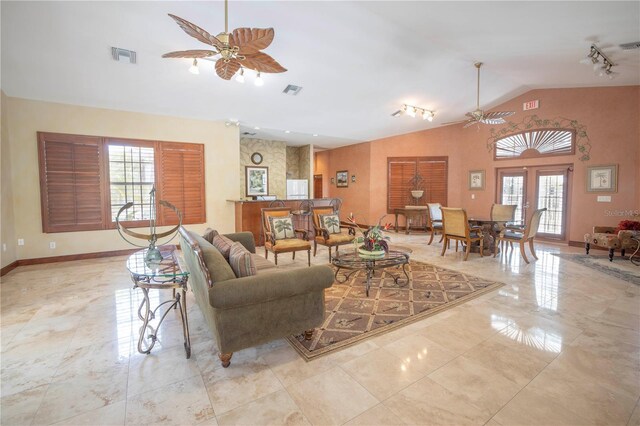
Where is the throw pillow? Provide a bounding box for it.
[211,234,234,260]
[268,215,296,240]
[228,242,257,278]
[319,213,341,235]
[202,228,218,244]
[615,220,640,234]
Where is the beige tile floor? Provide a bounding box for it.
[1,233,639,425]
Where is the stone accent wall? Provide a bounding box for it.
[240,138,287,199]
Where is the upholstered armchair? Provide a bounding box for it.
[494,208,546,264]
[311,206,355,261]
[584,226,640,262]
[440,207,484,261]
[261,207,312,266]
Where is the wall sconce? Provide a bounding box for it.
[351,175,356,183]
[579,44,617,79]
[331,177,335,184]
[391,104,436,121]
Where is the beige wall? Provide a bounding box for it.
[1,93,17,268]
[240,138,286,199]
[2,96,239,261]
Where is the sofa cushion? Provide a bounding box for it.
[202,228,218,244]
[268,215,296,240]
[192,233,236,283]
[212,233,234,259]
[319,213,342,235]
[252,254,278,272]
[228,242,257,278]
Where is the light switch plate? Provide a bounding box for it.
[597,196,612,202]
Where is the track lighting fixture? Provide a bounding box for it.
[580,44,617,79]
[391,104,436,122]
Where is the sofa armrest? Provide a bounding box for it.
[209,265,334,309]
[224,232,256,253]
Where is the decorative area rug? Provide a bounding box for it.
[286,260,504,361]
[552,253,640,285]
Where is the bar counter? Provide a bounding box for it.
[229,198,335,246]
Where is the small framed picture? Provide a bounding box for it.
[246,166,269,197]
[586,164,617,192]
[336,170,349,188]
[468,170,485,190]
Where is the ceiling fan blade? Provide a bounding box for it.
[162,50,217,59]
[241,52,287,73]
[168,14,223,49]
[215,59,241,80]
[441,119,469,125]
[484,111,515,119]
[481,118,508,125]
[230,28,274,55]
[463,120,479,129]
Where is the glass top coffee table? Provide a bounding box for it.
[331,249,411,297]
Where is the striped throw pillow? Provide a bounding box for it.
[202,228,219,244]
[211,234,234,260]
[228,242,256,278]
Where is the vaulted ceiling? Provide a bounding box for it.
[2,1,639,148]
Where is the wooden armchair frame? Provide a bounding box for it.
[494,208,547,264]
[427,203,444,245]
[261,207,311,266]
[311,206,355,261]
[440,207,484,261]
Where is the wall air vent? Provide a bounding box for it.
[283,84,303,96]
[111,47,137,64]
[620,41,640,50]
[242,132,257,136]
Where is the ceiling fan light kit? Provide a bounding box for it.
[163,0,287,83]
[580,44,617,79]
[392,104,436,122]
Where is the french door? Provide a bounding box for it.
[497,165,571,241]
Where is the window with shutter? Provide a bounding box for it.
[387,156,448,213]
[38,132,206,233]
[38,133,106,233]
[157,142,205,225]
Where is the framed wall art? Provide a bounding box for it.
[336,170,349,188]
[246,166,269,197]
[468,170,485,190]
[586,164,617,192]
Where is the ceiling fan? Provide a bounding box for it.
[444,62,514,128]
[162,0,287,80]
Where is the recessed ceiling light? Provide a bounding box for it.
[284,130,291,134]
[313,134,318,137]
[254,126,260,130]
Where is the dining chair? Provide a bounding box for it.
[261,207,311,266]
[427,203,444,245]
[493,208,547,264]
[310,206,355,261]
[440,207,484,260]
[490,204,518,231]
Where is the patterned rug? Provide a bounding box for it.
[552,253,640,285]
[286,260,504,361]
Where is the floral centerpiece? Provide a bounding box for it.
[347,213,392,256]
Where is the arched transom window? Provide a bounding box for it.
[495,129,575,159]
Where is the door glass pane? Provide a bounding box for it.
[537,174,564,235]
[501,176,525,224]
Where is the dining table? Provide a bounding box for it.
[466,218,510,255]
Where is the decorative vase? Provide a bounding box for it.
[358,246,385,258]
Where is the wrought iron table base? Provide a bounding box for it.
[335,263,410,297]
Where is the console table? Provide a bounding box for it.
[394,206,428,234]
[127,246,191,358]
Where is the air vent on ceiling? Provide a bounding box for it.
[111,47,137,64]
[620,41,640,50]
[242,131,257,136]
[283,84,303,96]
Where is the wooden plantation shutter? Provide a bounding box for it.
[38,132,106,232]
[417,157,448,205]
[388,159,416,212]
[158,142,205,225]
[387,156,448,213]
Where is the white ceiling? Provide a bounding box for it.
[2,1,639,148]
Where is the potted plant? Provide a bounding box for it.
[347,213,392,257]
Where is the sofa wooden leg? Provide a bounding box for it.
[585,242,590,255]
[304,329,314,340]
[609,248,614,262]
[219,353,233,368]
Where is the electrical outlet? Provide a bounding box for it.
[471,194,476,199]
[49,242,56,249]
[17,239,24,246]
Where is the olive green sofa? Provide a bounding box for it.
[178,226,334,367]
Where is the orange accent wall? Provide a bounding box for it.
[315,86,640,242]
